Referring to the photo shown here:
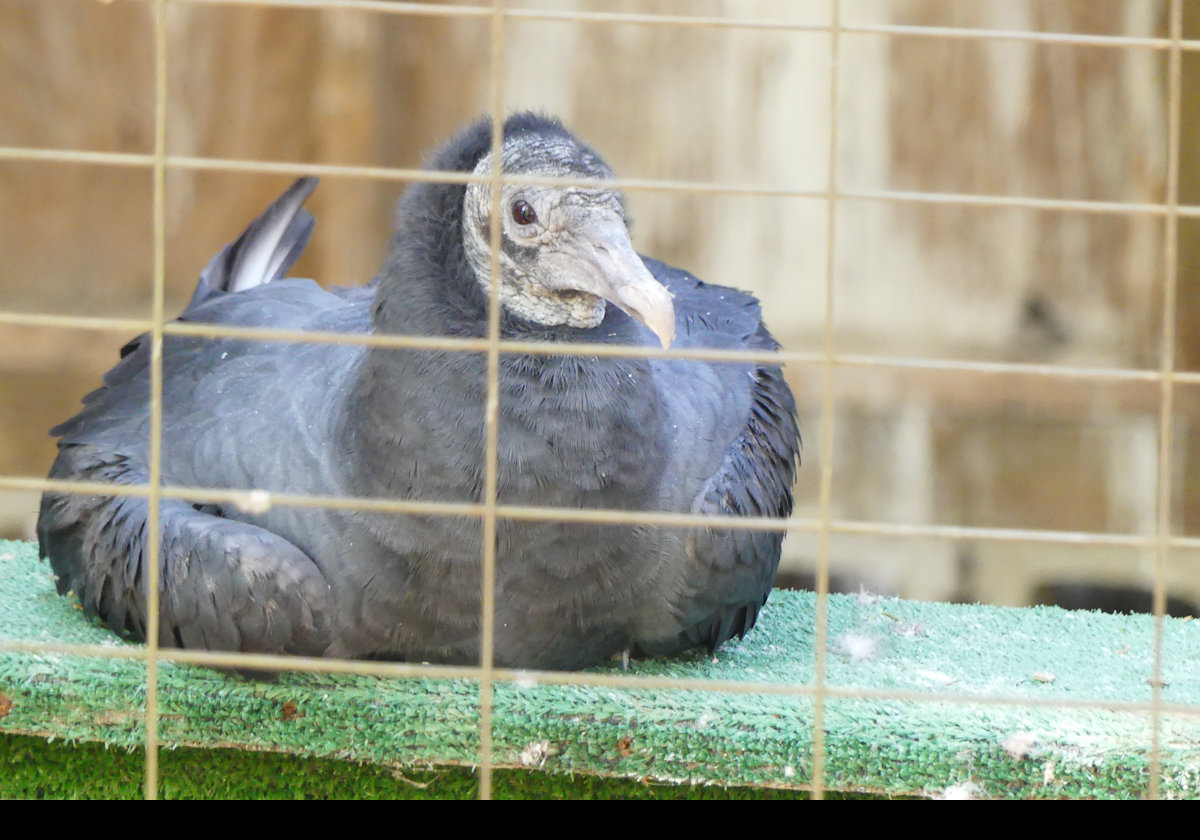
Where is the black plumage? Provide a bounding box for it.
[37,114,801,670]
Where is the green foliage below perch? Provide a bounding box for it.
[2,539,1199,799]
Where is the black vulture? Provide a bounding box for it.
[37,113,801,670]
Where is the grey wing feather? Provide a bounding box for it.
[640,259,801,655]
[39,177,336,657]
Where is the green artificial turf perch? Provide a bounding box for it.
[3,539,1200,799]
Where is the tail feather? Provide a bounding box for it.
[190,177,319,307]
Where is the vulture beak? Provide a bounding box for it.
[555,217,676,348]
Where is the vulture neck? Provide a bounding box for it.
[349,225,664,508]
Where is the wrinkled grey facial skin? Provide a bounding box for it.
[462,135,675,347]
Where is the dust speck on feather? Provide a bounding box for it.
[1030,670,1055,684]
[235,488,272,514]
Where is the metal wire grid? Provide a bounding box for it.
[0,0,1192,799]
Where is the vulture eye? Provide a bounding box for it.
[511,199,538,226]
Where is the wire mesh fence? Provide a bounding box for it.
[0,0,1195,798]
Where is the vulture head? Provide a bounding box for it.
[456,115,676,347]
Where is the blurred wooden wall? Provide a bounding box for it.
[825,0,1182,604]
[1,0,1195,609]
